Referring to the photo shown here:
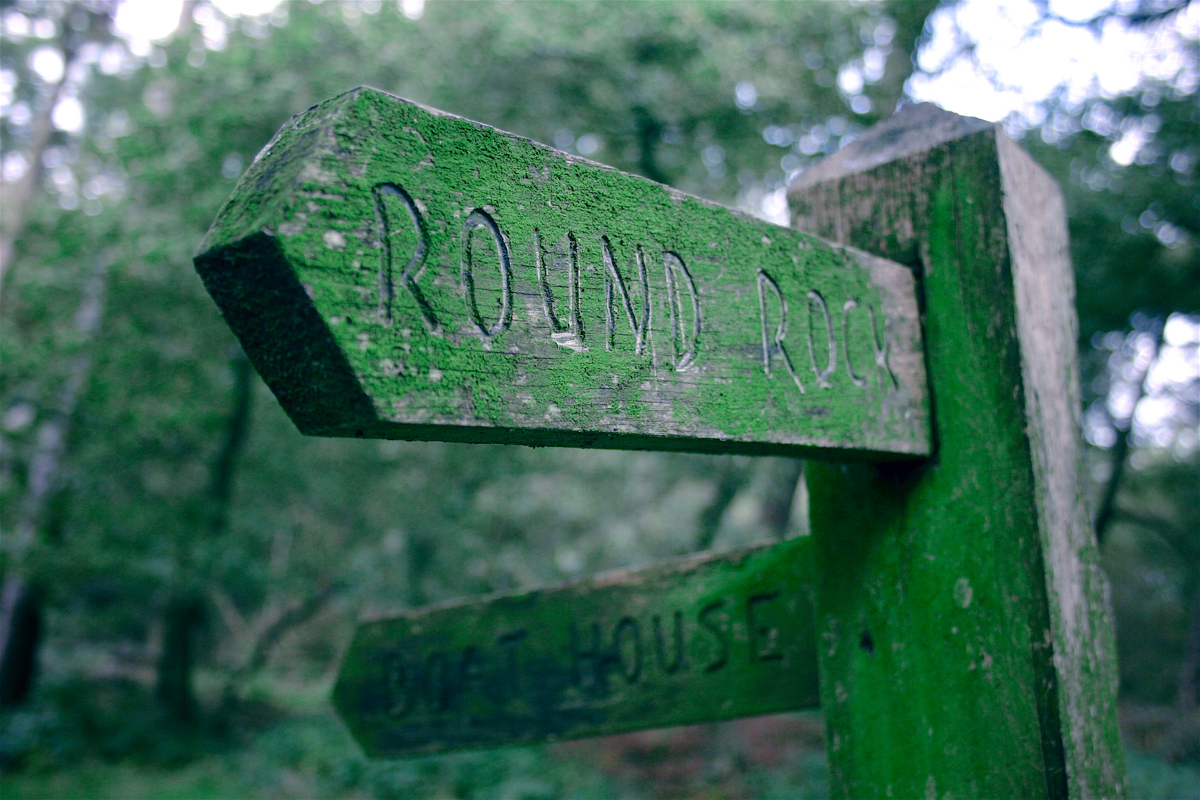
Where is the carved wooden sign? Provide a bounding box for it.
[194,87,929,457]
[333,538,819,757]
[195,94,1126,792]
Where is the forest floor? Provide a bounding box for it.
[1,673,1197,799]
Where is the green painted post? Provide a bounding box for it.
[789,105,1125,798]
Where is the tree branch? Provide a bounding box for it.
[694,459,747,551]
[221,585,340,704]
[1095,321,1163,545]
[760,459,805,540]
[208,351,254,535]
[0,2,117,290]
[1111,507,1190,544]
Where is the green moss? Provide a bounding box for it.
[333,538,818,757]
[195,87,929,457]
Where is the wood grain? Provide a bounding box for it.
[790,102,1124,799]
[194,87,929,458]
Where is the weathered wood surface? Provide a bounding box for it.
[790,103,1124,799]
[333,537,818,757]
[194,87,929,458]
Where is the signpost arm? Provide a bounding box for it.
[333,537,820,756]
[790,105,1124,799]
[194,88,931,461]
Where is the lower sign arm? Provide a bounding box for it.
[334,536,818,756]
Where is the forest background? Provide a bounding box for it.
[0,0,1197,798]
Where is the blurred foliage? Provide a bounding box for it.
[1023,87,1199,342]
[0,0,1197,796]
[0,680,644,798]
[2,0,897,636]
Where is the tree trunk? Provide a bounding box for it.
[694,458,747,551]
[0,4,100,289]
[222,584,338,705]
[207,352,253,535]
[154,351,254,721]
[1094,322,1163,545]
[760,459,804,539]
[156,593,202,723]
[407,531,436,608]
[0,72,69,287]
[0,579,41,708]
[1180,585,1199,712]
[0,258,108,705]
[0,2,124,289]
[632,105,669,185]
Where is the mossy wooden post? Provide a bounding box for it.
[193,89,1125,794]
[335,538,821,756]
[191,87,931,752]
[192,88,931,460]
[789,104,1124,799]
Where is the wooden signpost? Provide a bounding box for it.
[195,89,1125,798]
[335,538,818,756]
[194,87,929,459]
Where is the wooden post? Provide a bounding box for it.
[790,104,1124,799]
[194,92,1126,794]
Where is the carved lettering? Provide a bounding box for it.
[653,611,686,675]
[368,193,899,401]
[602,237,650,355]
[699,598,730,673]
[459,645,487,702]
[569,621,606,695]
[663,251,700,370]
[757,271,805,392]
[841,299,868,388]
[535,229,586,352]
[613,616,643,684]
[806,290,835,389]
[363,586,806,733]
[373,183,438,332]
[365,187,908,419]
[461,208,513,339]
[747,592,785,662]
[425,650,453,711]
[868,305,898,390]
[383,648,414,718]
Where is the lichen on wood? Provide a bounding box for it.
[194,87,929,458]
[791,103,1125,800]
[334,537,819,757]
